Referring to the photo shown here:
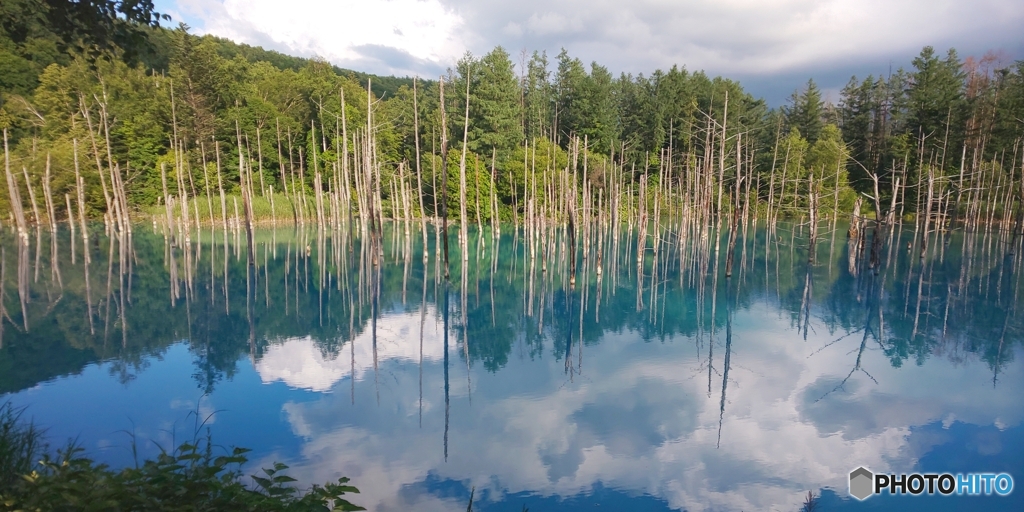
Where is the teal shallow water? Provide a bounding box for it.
[1,222,1022,511]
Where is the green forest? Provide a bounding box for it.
[2,0,1024,228]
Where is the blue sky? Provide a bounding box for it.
[153,0,1024,105]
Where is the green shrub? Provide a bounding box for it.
[0,403,45,491]
[0,403,363,511]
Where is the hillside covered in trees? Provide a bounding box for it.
[2,0,1024,227]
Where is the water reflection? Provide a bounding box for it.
[0,220,1022,511]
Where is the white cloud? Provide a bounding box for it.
[256,307,447,392]
[174,0,464,76]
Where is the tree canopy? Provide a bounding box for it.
[0,7,1022,226]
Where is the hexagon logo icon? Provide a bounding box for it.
[849,467,874,500]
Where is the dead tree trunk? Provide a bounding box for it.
[439,76,451,278]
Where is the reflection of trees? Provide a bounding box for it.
[717,281,733,449]
[863,230,1021,377]
[0,227,384,394]
[2,221,1023,397]
[812,252,883,402]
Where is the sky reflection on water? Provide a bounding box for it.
[1,223,1022,511]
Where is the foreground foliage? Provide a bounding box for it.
[0,403,363,512]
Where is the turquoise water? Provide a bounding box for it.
[1,222,1021,511]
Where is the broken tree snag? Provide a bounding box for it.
[848,197,862,239]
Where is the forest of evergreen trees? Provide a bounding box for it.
[2,0,1024,228]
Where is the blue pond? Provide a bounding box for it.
[1,222,1022,511]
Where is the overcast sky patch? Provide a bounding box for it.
[158,0,1024,105]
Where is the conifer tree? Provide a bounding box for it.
[786,79,825,143]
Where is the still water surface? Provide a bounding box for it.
[1,222,1022,511]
